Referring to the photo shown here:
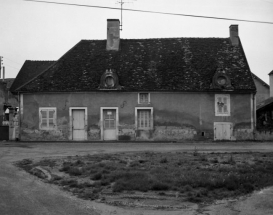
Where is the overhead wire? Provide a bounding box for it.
[4,57,22,65]
[23,0,273,25]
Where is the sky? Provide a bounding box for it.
[1,0,273,84]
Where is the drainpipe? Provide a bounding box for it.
[18,91,21,141]
[252,93,256,140]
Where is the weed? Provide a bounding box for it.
[151,182,169,191]
[60,179,78,187]
[193,147,198,156]
[67,167,82,176]
[184,185,193,192]
[19,159,33,165]
[211,158,219,163]
[51,175,62,181]
[37,159,56,167]
[160,157,168,163]
[92,172,102,180]
[112,171,152,192]
[80,190,99,200]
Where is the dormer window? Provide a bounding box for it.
[99,69,122,90]
[211,68,233,90]
[105,76,114,87]
[217,76,227,85]
[138,93,150,104]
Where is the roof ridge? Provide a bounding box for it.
[81,37,228,41]
[26,60,56,62]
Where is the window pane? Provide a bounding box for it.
[218,105,223,113]
[41,110,47,118]
[48,110,55,118]
[140,93,149,103]
[48,119,54,128]
[41,119,47,128]
[40,108,56,130]
[223,105,228,113]
[138,110,151,128]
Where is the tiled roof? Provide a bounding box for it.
[10,60,56,92]
[3,78,15,89]
[18,38,256,92]
[257,97,273,111]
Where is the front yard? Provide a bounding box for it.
[16,150,273,209]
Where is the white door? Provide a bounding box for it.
[103,109,117,140]
[72,109,85,141]
[214,123,231,140]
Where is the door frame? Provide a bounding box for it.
[100,107,119,140]
[214,122,232,141]
[69,107,88,141]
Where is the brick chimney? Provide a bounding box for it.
[229,25,239,46]
[269,70,273,97]
[106,19,120,51]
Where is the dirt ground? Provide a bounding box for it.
[1,141,273,215]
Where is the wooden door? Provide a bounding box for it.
[103,109,117,140]
[72,109,85,141]
[214,123,231,140]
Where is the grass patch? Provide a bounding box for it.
[16,152,273,204]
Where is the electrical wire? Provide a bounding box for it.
[23,0,273,25]
[4,64,20,70]
[4,57,22,65]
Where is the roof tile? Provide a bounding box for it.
[18,38,255,92]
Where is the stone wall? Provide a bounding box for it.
[20,92,253,141]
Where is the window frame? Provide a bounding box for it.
[135,107,153,130]
[138,93,150,104]
[215,94,230,116]
[39,107,57,130]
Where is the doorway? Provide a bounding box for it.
[70,108,87,141]
[214,122,232,140]
[101,108,118,140]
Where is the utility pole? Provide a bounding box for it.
[0,56,2,80]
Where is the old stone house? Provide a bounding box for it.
[13,20,256,141]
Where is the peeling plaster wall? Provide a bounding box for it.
[20,92,253,141]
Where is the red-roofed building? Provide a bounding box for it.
[13,20,257,141]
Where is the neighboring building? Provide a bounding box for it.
[10,60,56,93]
[252,73,270,105]
[0,78,18,125]
[13,20,256,141]
[256,70,273,129]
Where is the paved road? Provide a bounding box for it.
[1,141,273,215]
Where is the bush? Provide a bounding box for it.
[92,173,102,180]
[160,157,168,163]
[151,182,169,191]
[67,167,82,176]
[112,171,152,192]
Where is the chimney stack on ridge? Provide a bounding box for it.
[106,19,120,51]
[229,25,239,46]
[269,70,273,97]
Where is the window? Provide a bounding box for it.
[215,94,230,116]
[39,108,56,130]
[138,93,150,104]
[104,111,116,129]
[135,107,153,129]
